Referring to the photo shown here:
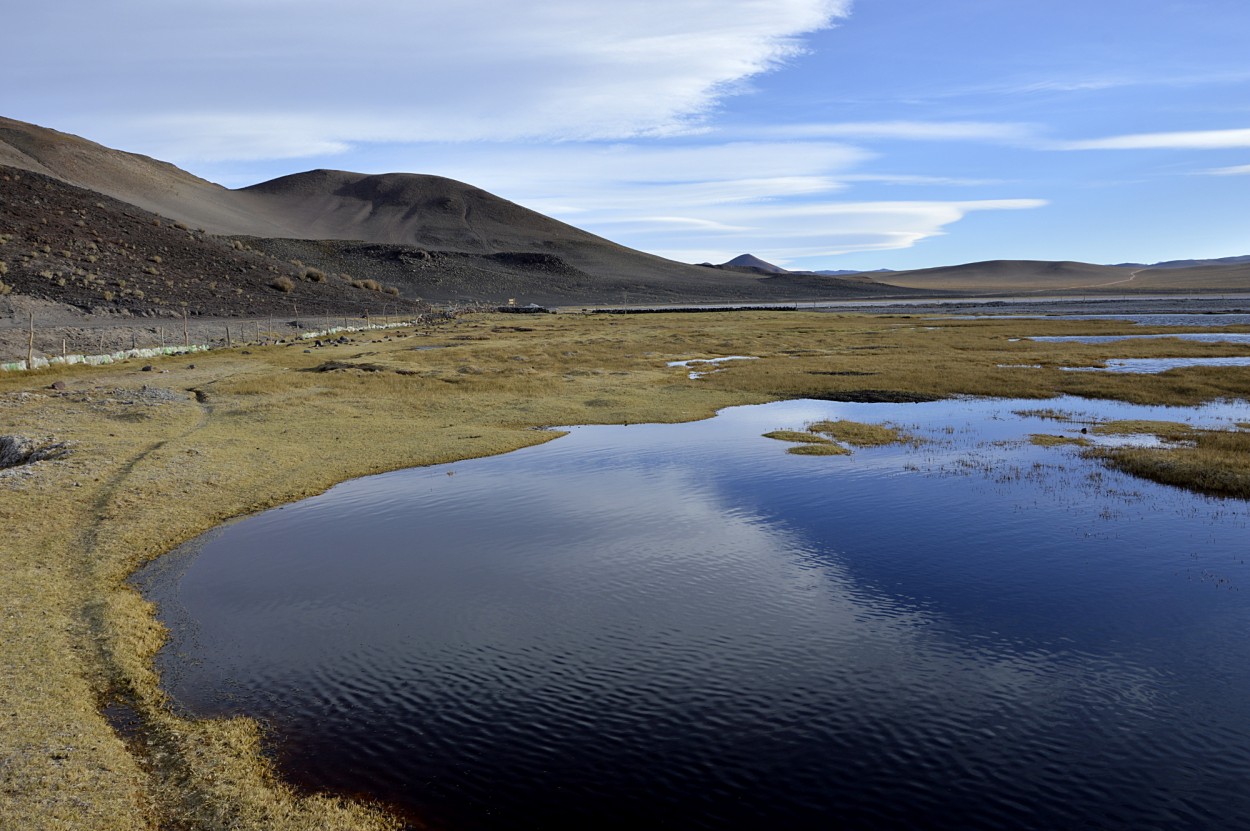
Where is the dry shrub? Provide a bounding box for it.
[352,279,382,292]
[270,276,295,292]
[304,268,326,283]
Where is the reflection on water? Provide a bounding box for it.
[140,397,1250,831]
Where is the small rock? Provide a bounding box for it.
[49,381,67,391]
[187,364,196,369]
[141,365,153,372]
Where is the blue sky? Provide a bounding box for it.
[5,0,1249,270]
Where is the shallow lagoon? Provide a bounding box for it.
[142,397,1250,830]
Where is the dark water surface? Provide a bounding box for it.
[140,397,1250,830]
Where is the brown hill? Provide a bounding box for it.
[0,166,425,317]
[0,116,906,304]
[720,254,788,274]
[881,258,1250,294]
[881,260,1134,292]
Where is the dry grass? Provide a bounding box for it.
[788,442,851,456]
[1030,434,1092,447]
[763,429,833,444]
[1085,423,1250,499]
[1090,420,1193,438]
[763,418,908,455]
[1,309,1248,830]
[809,419,909,447]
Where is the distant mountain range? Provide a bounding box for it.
[1,114,1247,313]
[705,253,1250,294]
[0,116,911,311]
[1113,255,1250,270]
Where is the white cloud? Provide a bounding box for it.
[651,199,1048,263]
[755,121,1037,143]
[1200,163,1250,176]
[1061,127,1250,151]
[278,138,1046,264]
[6,0,852,161]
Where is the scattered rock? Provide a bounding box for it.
[141,365,154,372]
[49,381,67,390]
[0,435,72,470]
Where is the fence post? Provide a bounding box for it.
[27,313,35,370]
[183,312,190,348]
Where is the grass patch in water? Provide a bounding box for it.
[1014,408,1076,422]
[809,419,909,447]
[1089,428,1250,500]
[763,430,835,444]
[1030,434,1092,447]
[788,442,851,456]
[1091,420,1193,438]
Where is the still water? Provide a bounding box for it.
[141,397,1250,830]
[1032,334,1250,344]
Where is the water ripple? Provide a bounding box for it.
[141,397,1250,830]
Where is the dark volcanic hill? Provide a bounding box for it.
[0,165,426,317]
[720,254,788,274]
[0,116,910,306]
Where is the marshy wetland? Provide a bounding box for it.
[3,308,1250,830]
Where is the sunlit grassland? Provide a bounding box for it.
[1,309,1248,831]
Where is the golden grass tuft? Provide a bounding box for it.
[808,419,909,447]
[1090,420,1193,438]
[1030,434,1092,447]
[788,442,851,456]
[1083,423,1250,499]
[763,429,834,444]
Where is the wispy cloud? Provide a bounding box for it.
[748,121,1037,144]
[6,0,853,161]
[1060,127,1250,151]
[956,69,1250,99]
[1198,163,1250,176]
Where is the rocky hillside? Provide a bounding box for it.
[0,166,424,318]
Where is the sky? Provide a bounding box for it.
[5,0,1249,271]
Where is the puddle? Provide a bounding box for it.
[1062,356,1250,373]
[139,396,1250,831]
[667,355,759,379]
